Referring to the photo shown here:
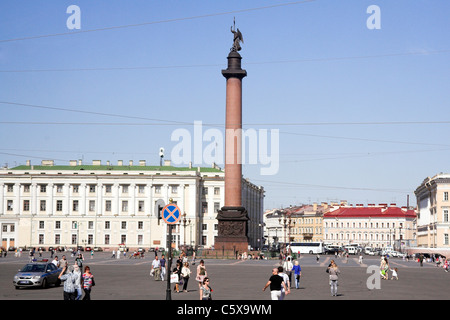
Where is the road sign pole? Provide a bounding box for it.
[166,224,172,300]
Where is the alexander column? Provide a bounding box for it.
[215,21,249,254]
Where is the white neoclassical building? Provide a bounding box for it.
[323,204,417,249]
[0,160,264,251]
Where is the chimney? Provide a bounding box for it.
[313,202,317,211]
[93,160,101,166]
[41,160,54,166]
[70,160,77,166]
[139,160,146,166]
[164,160,171,166]
[118,160,123,166]
[26,160,31,166]
[129,160,133,166]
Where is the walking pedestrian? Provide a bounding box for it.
[327,260,340,297]
[151,255,161,281]
[196,260,207,289]
[199,277,212,300]
[282,257,293,288]
[316,254,320,263]
[160,254,166,281]
[52,256,60,268]
[81,266,95,300]
[277,266,290,300]
[58,265,77,300]
[443,258,449,272]
[262,268,288,300]
[73,264,83,300]
[359,253,363,264]
[59,255,68,273]
[111,250,115,259]
[75,253,84,269]
[390,267,399,280]
[181,262,191,292]
[292,260,302,289]
[173,262,182,293]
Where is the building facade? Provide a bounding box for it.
[0,160,264,251]
[415,173,450,248]
[323,204,417,249]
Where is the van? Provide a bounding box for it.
[364,247,372,255]
[345,246,357,255]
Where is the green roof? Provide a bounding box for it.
[10,165,223,173]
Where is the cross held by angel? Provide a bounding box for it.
[230,19,243,52]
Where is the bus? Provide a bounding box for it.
[289,242,325,254]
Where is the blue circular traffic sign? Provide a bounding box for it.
[161,204,181,224]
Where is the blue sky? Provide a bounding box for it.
[1,0,449,209]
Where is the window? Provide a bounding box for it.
[89,185,96,193]
[39,234,44,245]
[105,200,111,212]
[445,192,449,201]
[214,187,220,195]
[202,202,208,214]
[138,234,143,245]
[202,224,207,231]
[122,185,129,194]
[73,185,79,193]
[40,185,47,193]
[40,200,46,211]
[138,201,144,212]
[39,221,45,229]
[105,221,110,229]
[171,185,178,194]
[56,185,63,193]
[138,185,145,194]
[105,234,110,245]
[138,221,143,229]
[105,185,112,193]
[88,221,94,229]
[121,235,126,244]
[203,187,208,195]
[7,184,13,192]
[72,221,77,229]
[72,234,77,245]
[122,201,128,212]
[23,200,30,211]
[155,186,161,194]
[121,221,127,229]
[89,200,95,212]
[214,202,220,213]
[55,221,61,229]
[23,184,30,193]
[55,234,60,245]
[73,200,79,212]
[445,234,449,245]
[444,210,449,223]
[88,234,93,245]
[7,200,13,211]
[56,200,63,211]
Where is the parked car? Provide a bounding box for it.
[13,261,62,289]
[85,247,92,252]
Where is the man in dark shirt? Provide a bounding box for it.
[262,268,288,300]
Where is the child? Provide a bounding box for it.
[390,267,398,280]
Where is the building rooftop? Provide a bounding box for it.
[324,206,416,219]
